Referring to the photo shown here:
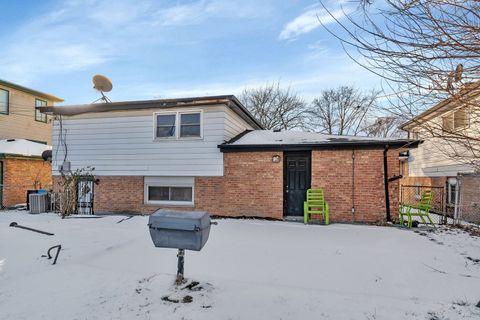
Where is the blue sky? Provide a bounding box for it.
[0,0,382,104]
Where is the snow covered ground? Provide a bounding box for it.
[1,211,479,320]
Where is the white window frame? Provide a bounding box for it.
[153,110,203,141]
[144,176,195,206]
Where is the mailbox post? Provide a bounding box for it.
[148,209,212,284]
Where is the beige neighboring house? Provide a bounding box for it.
[0,79,63,144]
[400,84,480,211]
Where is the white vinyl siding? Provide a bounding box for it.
[223,107,252,140]
[52,105,247,176]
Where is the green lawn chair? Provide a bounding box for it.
[304,189,329,225]
[399,190,435,228]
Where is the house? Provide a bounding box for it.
[399,84,480,212]
[38,96,419,222]
[0,139,52,208]
[0,79,63,144]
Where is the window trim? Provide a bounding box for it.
[0,88,9,115]
[153,110,203,141]
[153,111,178,140]
[144,177,195,206]
[35,98,48,123]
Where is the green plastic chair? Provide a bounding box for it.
[400,190,435,228]
[304,189,329,225]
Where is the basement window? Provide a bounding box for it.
[35,99,47,123]
[144,177,194,205]
[0,88,8,115]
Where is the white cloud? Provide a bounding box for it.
[279,6,352,41]
[0,0,272,84]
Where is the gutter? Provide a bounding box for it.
[383,145,391,222]
[219,140,420,152]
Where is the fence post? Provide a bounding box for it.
[454,176,460,224]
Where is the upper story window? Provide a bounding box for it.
[35,99,47,123]
[154,111,202,140]
[180,113,201,137]
[442,108,469,133]
[0,88,9,115]
[156,113,176,138]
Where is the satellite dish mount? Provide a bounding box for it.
[92,74,113,103]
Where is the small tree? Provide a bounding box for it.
[59,167,94,218]
[240,82,307,131]
[306,86,379,135]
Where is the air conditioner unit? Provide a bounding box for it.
[29,194,49,214]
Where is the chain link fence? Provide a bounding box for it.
[400,185,449,225]
[457,173,480,225]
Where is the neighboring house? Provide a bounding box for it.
[400,85,479,210]
[38,95,418,223]
[0,79,63,144]
[0,139,52,208]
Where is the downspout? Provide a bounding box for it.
[383,145,391,222]
[351,149,355,221]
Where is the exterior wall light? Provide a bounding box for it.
[272,155,281,163]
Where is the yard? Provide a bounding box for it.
[0,211,479,320]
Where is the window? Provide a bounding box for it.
[180,113,201,137]
[442,114,453,132]
[442,108,469,132]
[144,177,194,205]
[0,88,9,114]
[35,99,47,122]
[453,108,468,129]
[156,113,176,138]
[154,111,202,139]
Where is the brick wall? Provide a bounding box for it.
[221,151,283,219]
[1,158,52,207]
[311,148,399,223]
[51,149,400,223]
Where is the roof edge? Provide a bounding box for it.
[0,79,63,102]
[219,139,421,152]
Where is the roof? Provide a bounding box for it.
[219,130,420,151]
[400,82,480,131]
[0,139,52,158]
[37,95,263,129]
[0,79,63,102]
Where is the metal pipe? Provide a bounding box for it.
[383,145,391,222]
[9,222,54,236]
[176,249,185,284]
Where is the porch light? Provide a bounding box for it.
[272,155,281,163]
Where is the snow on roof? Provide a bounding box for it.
[229,130,405,145]
[0,139,51,157]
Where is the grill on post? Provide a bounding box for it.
[148,209,212,284]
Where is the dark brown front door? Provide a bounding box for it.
[284,152,311,216]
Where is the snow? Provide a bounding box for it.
[0,139,51,157]
[231,130,405,145]
[1,211,479,319]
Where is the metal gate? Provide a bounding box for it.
[77,178,94,215]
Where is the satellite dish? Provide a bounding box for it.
[92,74,113,103]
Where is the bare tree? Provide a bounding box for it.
[320,0,480,167]
[364,116,406,138]
[240,82,307,130]
[306,86,379,136]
